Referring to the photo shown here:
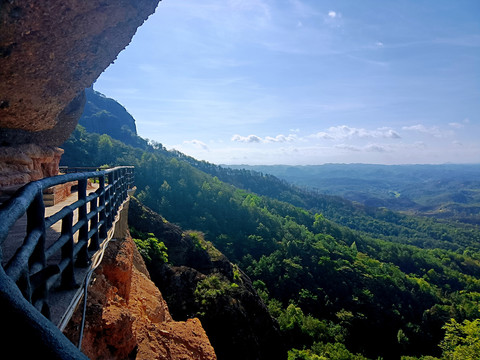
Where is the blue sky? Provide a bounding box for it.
[94,0,480,165]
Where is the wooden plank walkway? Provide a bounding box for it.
[1,183,100,328]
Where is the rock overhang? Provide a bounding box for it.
[0,0,160,138]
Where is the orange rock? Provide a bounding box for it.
[0,0,159,134]
[64,234,217,360]
[0,144,64,188]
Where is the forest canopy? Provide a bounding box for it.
[61,125,480,360]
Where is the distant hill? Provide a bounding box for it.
[78,87,148,149]
[226,164,480,225]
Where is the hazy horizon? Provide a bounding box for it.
[223,162,480,166]
[94,0,480,166]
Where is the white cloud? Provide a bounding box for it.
[183,139,210,151]
[334,143,390,153]
[320,126,352,139]
[265,134,298,143]
[324,10,342,27]
[310,125,401,140]
[376,41,384,47]
[328,11,337,18]
[403,124,427,131]
[232,134,263,143]
[449,122,464,129]
[310,131,335,140]
[335,144,361,152]
[384,129,402,139]
[232,133,298,143]
[402,124,446,138]
[365,144,389,153]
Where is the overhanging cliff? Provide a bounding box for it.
[0,0,158,138]
[0,0,219,358]
[0,0,159,189]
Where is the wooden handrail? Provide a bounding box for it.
[0,166,134,358]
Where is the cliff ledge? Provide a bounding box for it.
[64,234,216,360]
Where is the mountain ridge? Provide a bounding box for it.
[225,163,480,225]
[78,88,149,149]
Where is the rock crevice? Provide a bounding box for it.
[0,143,63,191]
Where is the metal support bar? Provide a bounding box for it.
[60,212,77,289]
[75,179,89,267]
[0,165,134,355]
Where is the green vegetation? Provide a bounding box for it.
[440,318,480,359]
[62,125,480,359]
[194,274,239,316]
[226,164,480,225]
[288,342,369,360]
[187,230,208,251]
[130,227,168,265]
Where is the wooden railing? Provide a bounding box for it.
[0,166,134,358]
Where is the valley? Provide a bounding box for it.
[227,164,480,225]
[60,90,480,360]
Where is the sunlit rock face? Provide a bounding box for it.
[0,0,160,187]
[0,144,63,188]
[63,235,217,360]
[0,0,159,136]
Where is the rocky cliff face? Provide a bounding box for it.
[1,2,219,357]
[0,144,63,190]
[78,88,145,148]
[129,198,286,360]
[0,0,158,136]
[64,234,217,360]
[0,0,159,188]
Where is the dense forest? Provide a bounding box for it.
[62,100,480,359]
[227,164,480,225]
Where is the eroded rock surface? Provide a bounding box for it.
[0,0,160,189]
[0,143,63,190]
[0,0,159,135]
[64,235,217,360]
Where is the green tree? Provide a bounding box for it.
[440,318,480,359]
[131,228,168,265]
[98,134,115,165]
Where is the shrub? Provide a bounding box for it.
[131,227,168,265]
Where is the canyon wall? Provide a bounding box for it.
[0,0,159,188]
[1,1,219,358]
[128,198,286,360]
[64,235,217,360]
